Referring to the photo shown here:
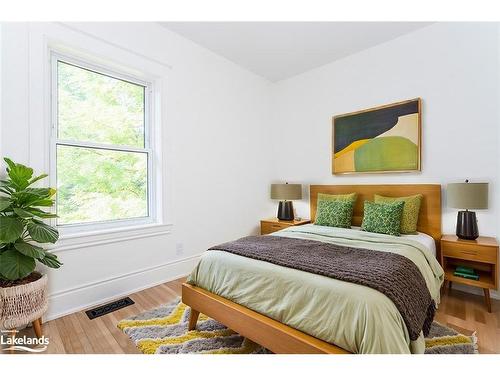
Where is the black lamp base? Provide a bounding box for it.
[277,201,294,221]
[456,210,479,240]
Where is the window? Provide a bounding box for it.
[51,54,153,229]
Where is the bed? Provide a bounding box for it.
[182,184,444,354]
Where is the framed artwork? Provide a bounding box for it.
[332,98,421,174]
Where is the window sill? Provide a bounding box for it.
[48,222,173,254]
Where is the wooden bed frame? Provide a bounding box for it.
[182,184,441,354]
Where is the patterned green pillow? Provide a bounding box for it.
[315,200,354,228]
[361,200,405,236]
[317,192,357,203]
[374,194,423,234]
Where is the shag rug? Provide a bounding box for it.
[117,298,478,354]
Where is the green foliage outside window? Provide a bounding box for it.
[56,61,148,225]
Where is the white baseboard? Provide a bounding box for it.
[45,254,202,321]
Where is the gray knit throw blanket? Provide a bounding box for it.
[208,235,436,341]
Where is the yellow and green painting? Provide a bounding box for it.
[332,98,421,174]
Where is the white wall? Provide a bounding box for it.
[270,22,499,235]
[270,22,500,297]
[0,22,274,320]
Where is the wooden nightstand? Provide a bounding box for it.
[260,218,310,235]
[441,234,498,312]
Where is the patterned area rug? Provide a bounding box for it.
[425,321,478,354]
[117,298,477,354]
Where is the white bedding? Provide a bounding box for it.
[348,226,436,256]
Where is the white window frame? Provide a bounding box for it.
[50,51,156,234]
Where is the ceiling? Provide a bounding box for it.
[160,22,432,82]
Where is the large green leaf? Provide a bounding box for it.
[0,217,24,243]
[31,199,55,207]
[12,191,44,206]
[0,180,14,195]
[4,158,33,191]
[14,242,45,259]
[0,249,35,280]
[38,251,62,269]
[28,173,48,187]
[11,191,54,208]
[27,221,59,243]
[26,207,58,219]
[24,187,55,198]
[0,188,13,195]
[13,207,34,218]
[0,197,11,211]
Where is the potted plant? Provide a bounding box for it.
[0,158,62,335]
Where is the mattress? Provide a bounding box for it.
[187,224,444,354]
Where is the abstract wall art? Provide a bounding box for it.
[332,98,421,174]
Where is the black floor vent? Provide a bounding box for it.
[85,297,135,320]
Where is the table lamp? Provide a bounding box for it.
[447,180,488,240]
[270,183,302,221]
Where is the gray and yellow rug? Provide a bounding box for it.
[117,298,477,354]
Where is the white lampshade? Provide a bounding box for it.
[447,182,488,209]
[270,183,302,200]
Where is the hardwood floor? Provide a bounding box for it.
[11,278,500,354]
[435,288,500,354]
[17,278,185,354]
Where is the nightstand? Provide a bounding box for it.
[441,234,498,312]
[260,218,310,235]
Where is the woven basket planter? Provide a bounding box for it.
[0,273,48,330]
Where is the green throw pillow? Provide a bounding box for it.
[317,192,357,203]
[315,199,354,228]
[374,194,423,234]
[361,200,405,236]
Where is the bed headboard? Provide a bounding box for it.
[310,184,442,243]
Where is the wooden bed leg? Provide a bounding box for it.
[483,288,492,313]
[188,308,200,330]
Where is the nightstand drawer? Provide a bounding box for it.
[261,222,289,234]
[442,242,497,263]
[260,218,310,235]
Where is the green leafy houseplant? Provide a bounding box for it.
[0,158,62,283]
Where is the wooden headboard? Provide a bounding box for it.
[310,184,442,243]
